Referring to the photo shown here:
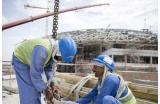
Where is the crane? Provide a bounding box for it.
[24,4,51,10]
[24,1,51,38]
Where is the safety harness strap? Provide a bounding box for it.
[61,75,92,101]
[75,76,90,99]
[115,74,126,99]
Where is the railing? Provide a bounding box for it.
[2,61,14,86]
[115,62,157,70]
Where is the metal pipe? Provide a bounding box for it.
[2,3,109,30]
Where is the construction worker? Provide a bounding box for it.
[11,37,77,104]
[74,54,137,104]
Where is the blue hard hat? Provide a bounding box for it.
[93,55,115,71]
[58,37,77,62]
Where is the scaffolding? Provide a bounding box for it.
[55,28,158,72]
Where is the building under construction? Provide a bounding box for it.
[3,22,158,104]
[2,1,158,103]
[47,28,158,73]
[46,28,158,103]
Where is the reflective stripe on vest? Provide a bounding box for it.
[119,91,133,103]
[99,73,126,98]
[98,73,137,104]
[118,88,137,104]
[115,74,126,99]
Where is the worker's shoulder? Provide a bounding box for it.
[106,74,119,80]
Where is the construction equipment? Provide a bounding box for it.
[24,4,51,10]
[24,1,51,38]
[52,0,59,39]
[2,3,109,30]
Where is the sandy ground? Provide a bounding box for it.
[2,75,46,104]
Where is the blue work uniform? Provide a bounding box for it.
[75,74,128,104]
[12,46,54,104]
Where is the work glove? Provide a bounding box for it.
[50,82,61,101]
[50,82,59,94]
[45,87,53,101]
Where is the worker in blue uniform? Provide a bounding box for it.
[75,55,137,104]
[12,37,77,104]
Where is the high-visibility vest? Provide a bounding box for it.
[118,86,137,104]
[14,38,52,67]
[103,73,137,104]
[112,73,137,104]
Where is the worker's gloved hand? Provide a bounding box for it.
[50,82,59,94]
[50,82,55,90]
[45,88,53,101]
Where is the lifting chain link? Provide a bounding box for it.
[52,0,59,39]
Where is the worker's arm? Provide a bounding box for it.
[30,45,49,92]
[94,75,119,104]
[44,59,57,91]
[75,84,98,103]
[44,58,54,81]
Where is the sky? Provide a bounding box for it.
[2,0,158,61]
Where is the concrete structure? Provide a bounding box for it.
[48,28,158,72]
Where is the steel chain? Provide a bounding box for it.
[52,0,59,39]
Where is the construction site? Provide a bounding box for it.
[55,28,158,73]
[2,28,158,104]
[2,0,158,104]
[52,28,158,104]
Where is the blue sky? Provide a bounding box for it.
[2,0,158,61]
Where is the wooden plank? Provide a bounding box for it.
[55,73,158,102]
[57,82,158,103]
[55,73,157,94]
[128,83,158,101]
[58,82,90,95]
[128,83,158,95]
[136,98,158,104]
[128,83,158,88]
[55,73,132,88]
[55,73,97,88]
[132,91,158,102]
[59,82,91,93]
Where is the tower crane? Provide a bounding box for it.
[24,1,51,38]
[24,4,51,10]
